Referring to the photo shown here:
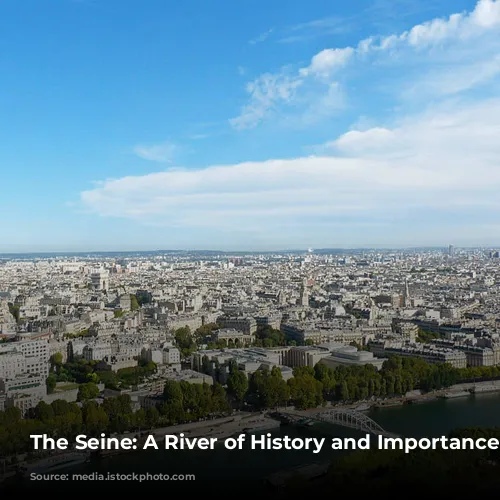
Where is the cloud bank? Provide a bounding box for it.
[230,0,500,129]
[81,0,500,244]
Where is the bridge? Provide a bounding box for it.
[280,409,399,438]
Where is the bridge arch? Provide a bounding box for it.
[283,409,395,437]
[313,409,386,434]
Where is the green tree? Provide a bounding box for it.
[254,326,286,347]
[174,327,196,357]
[212,383,231,413]
[194,323,220,344]
[161,400,185,425]
[145,407,160,428]
[8,303,20,323]
[82,401,109,435]
[50,352,63,370]
[134,408,146,430]
[227,368,249,405]
[201,355,211,374]
[46,374,57,394]
[249,367,290,408]
[33,401,54,422]
[102,395,133,433]
[288,370,323,409]
[163,380,184,403]
[77,382,100,401]
[130,294,140,310]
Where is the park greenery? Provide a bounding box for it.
[62,328,89,340]
[45,328,500,407]
[416,328,442,343]
[45,347,500,415]
[0,395,156,458]
[234,354,500,410]
[7,304,20,323]
[46,353,157,393]
[173,324,309,357]
[130,294,139,311]
[4,344,500,460]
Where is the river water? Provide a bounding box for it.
[69,392,500,483]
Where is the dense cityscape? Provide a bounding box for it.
[2,0,500,493]
[1,246,500,485]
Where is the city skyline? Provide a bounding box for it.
[0,245,497,257]
[1,0,500,251]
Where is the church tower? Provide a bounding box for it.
[299,278,309,307]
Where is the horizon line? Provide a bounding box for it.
[0,245,498,256]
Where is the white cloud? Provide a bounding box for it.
[299,48,354,78]
[374,0,500,48]
[78,0,500,244]
[300,82,346,125]
[402,54,500,99]
[230,0,500,129]
[249,28,273,45]
[229,72,303,130]
[82,98,500,234]
[473,0,500,26]
[133,141,177,162]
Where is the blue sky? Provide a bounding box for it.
[1,0,500,251]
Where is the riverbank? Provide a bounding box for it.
[8,381,500,467]
[2,413,280,468]
[149,412,279,440]
[8,394,500,493]
[271,380,500,417]
[95,413,276,455]
[365,380,500,409]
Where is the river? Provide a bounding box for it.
[65,392,500,484]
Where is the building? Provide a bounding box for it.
[191,347,293,383]
[82,342,112,362]
[281,322,367,345]
[299,282,309,307]
[0,350,26,380]
[392,320,418,342]
[0,374,47,415]
[402,279,411,308]
[254,313,282,330]
[429,339,495,367]
[461,346,495,367]
[216,315,257,335]
[90,269,109,291]
[369,340,467,369]
[280,323,322,344]
[283,346,330,368]
[211,328,254,346]
[0,339,49,379]
[320,346,386,371]
[141,344,179,366]
[97,354,137,372]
